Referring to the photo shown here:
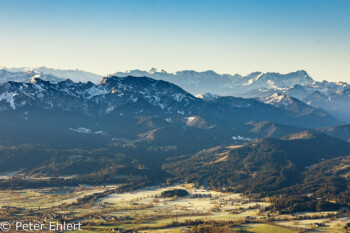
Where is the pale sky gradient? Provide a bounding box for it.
[0,0,349,82]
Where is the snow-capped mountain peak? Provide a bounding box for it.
[261,93,293,109]
[195,93,219,101]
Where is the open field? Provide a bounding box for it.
[232,223,297,233]
[0,183,348,232]
[0,185,117,209]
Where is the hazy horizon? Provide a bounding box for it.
[0,0,349,82]
[2,65,347,83]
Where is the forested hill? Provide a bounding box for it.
[163,131,350,196]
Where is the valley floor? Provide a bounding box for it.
[0,184,348,232]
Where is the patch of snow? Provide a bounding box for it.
[131,96,138,102]
[111,137,132,146]
[173,93,186,102]
[85,86,109,99]
[69,127,92,134]
[36,93,45,99]
[0,92,16,109]
[232,136,256,141]
[261,93,292,109]
[195,93,218,101]
[186,116,196,124]
[94,131,107,135]
[105,106,115,113]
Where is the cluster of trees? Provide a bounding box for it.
[269,196,342,213]
[161,189,189,198]
[190,225,237,233]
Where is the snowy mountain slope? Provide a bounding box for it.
[0,66,102,83]
[0,76,202,116]
[0,69,64,83]
[260,93,330,117]
[196,92,339,127]
[112,69,350,122]
[111,69,314,95]
[113,68,243,95]
[262,93,294,109]
[195,93,219,101]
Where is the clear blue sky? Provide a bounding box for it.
[0,0,349,82]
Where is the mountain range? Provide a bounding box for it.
[0,75,343,149]
[1,67,349,122]
[0,66,102,83]
[113,69,350,122]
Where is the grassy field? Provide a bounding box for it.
[139,227,186,233]
[232,223,297,233]
[0,183,348,233]
[0,185,116,209]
